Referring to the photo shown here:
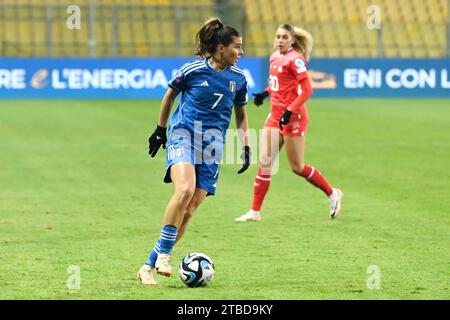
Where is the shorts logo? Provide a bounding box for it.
[175,147,184,158]
[167,145,184,161]
[167,145,175,160]
[229,81,236,92]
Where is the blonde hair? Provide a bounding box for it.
[274,24,314,60]
[293,27,313,60]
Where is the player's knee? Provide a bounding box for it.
[175,185,195,206]
[291,163,305,175]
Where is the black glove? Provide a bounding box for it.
[252,90,269,106]
[237,146,251,174]
[148,125,167,157]
[279,109,293,130]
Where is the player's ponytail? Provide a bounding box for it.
[195,17,241,58]
[293,27,313,61]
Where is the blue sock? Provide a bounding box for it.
[145,240,161,267]
[158,225,178,254]
[144,225,178,267]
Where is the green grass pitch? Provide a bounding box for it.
[0,98,449,299]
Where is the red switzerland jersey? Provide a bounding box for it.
[266,48,309,120]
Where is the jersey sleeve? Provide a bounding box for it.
[234,78,248,106]
[168,66,188,92]
[290,56,309,82]
[287,77,313,113]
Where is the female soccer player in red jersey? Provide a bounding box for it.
[235,24,343,222]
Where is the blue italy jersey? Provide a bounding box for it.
[163,58,248,196]
[167,58,248,136]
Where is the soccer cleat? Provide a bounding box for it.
[234,210,261,222]
[136,264,157,285]
[329,188,343,219]
[155,253,173,276]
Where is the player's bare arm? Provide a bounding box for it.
[158,87,179,128]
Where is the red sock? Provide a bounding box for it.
[298,165,333,196]
[251,168,271,211]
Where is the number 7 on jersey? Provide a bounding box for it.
[212,93,224,109]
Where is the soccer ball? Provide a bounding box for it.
[178,252,215,287]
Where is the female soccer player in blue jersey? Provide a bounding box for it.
[137,17,250,285]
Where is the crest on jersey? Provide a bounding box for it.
[229,81,236,92]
